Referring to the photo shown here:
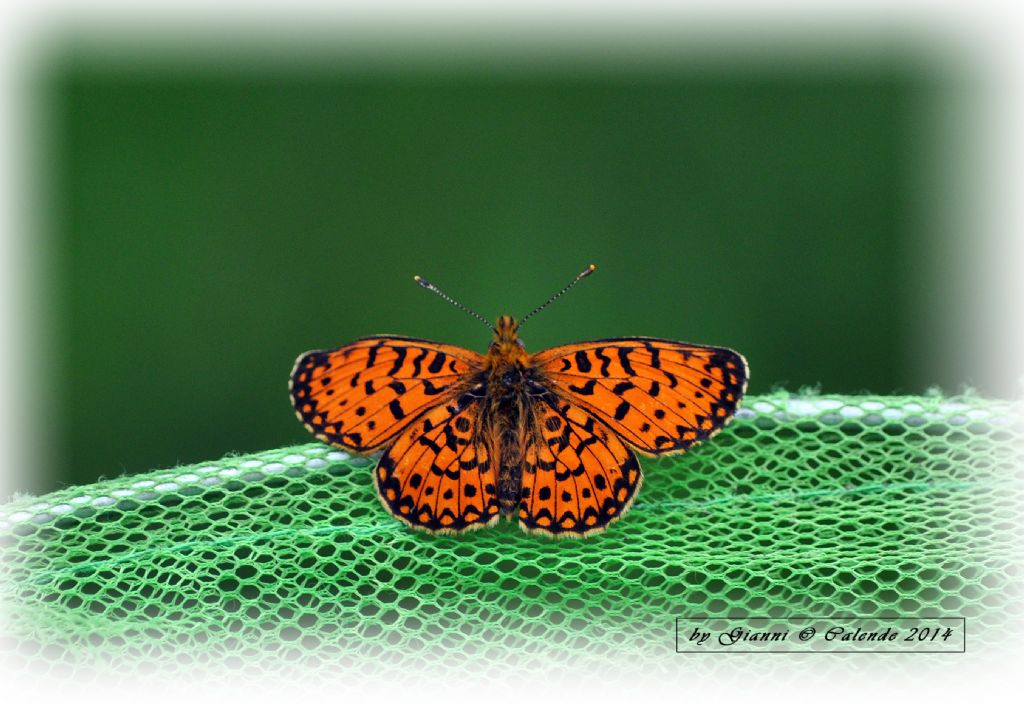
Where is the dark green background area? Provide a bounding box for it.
[43,47,942,493]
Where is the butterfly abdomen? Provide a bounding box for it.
[496,421,524,516]
[483,358,536,517]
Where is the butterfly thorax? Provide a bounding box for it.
[481,315,547,514]
[483,314,552,403]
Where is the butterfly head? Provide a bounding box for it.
[488,314,528,365]
[491,314,524,348]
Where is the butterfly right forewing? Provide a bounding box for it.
[290,335,484,452]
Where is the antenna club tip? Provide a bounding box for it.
[588,263,597,272]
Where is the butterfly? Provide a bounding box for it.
[289,265,748,538]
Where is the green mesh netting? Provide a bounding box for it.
[1,393,1021,684]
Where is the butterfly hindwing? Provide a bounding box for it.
[376,388,501,533]
[290,336,484,452]
[518,397,642,537]
[532,338,748,455]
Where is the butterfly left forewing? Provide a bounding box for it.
[532,338,748,455]
[290,336,484,452]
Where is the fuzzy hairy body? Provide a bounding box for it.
[479,315,547,516]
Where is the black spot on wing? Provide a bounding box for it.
[386,346,407,376]
[411,348,428,377]
[388,399,406,420]
[421,379,448,395]
[441,425,459,451]
[617,347,636,375]
[428,351,447,374]
[366,342,383,367]
[568,379,597,396]
[418,435,441,452]
[646,343,661,369]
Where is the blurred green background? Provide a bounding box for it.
[37,40,955,493]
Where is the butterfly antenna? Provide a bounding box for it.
[519,264,597,327]
[414,275,495,331]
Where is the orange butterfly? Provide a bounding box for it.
[289,265,748,538]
